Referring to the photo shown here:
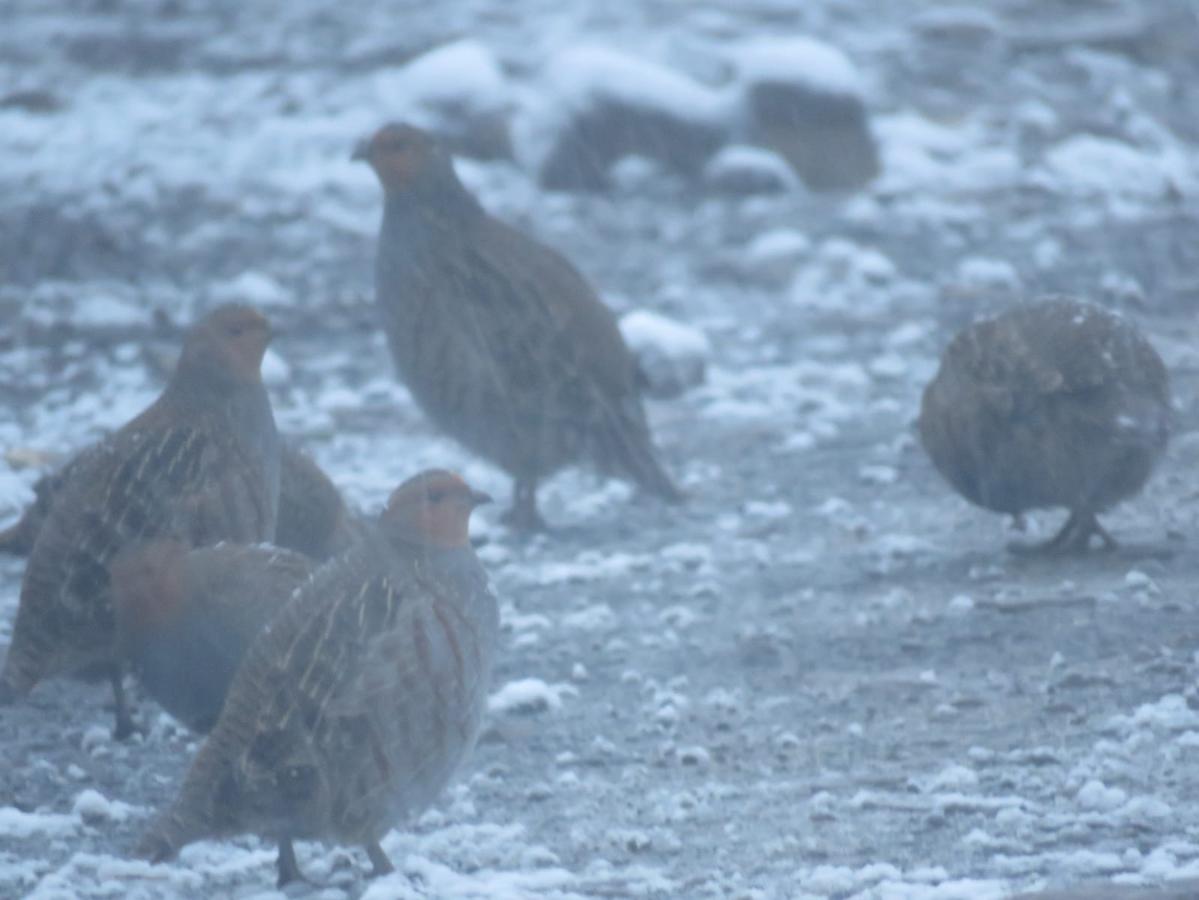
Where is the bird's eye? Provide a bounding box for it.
[428,489,446,503]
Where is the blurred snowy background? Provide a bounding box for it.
[2,0,1199,897]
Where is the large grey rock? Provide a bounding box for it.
[729,37,879,192]
[528,46,728,191]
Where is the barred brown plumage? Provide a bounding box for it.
[274,445,367,560]
[919,297,1171,554]
[136,470,498,886]
[354,122,682,530]
[110,540,313,733]
[0,457,76,556]
[0,443,363,562]
[0,305,281,737]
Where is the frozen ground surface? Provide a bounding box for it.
[3,0,1199,897]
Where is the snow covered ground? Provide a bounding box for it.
[3,0,1199,897]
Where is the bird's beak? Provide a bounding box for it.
[351,138,371,162]
[470,489,493,508]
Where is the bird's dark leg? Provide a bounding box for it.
[1008,511,1079,555]
[276,838,305,887]
[502,477,546,531]
[365,841,394,878]
[1088,516,1118,552]
[1008,510,1115,556]
[110,668,137,740]
[1054,511,1117,553]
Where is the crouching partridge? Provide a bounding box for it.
[919,297,1171,553]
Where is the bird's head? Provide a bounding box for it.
[352,122,453,193]
[176,304,273,391]
[382,469,490,549]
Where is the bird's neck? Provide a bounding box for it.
[162,378,278,454]
[381,175,481,228]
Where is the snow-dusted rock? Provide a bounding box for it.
[702,144,798,194]
[620,309,710,399]
[488,678,578,715]
[728,37,879,191]
[374,39,514,160]
[524,46,728,191]
[743,227,811,285]
[1041,134,1191,205]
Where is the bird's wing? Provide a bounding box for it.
[185,543,314,639]
[202,556,408,825]
[23,426,214,624]
[455,216,639,406]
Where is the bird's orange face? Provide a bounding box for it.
[218,307,273,377]
[188,305,273,385]
[353,123,439,190]
[110,540,188,636]
[384,470,491,548]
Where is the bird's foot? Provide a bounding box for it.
[365,841,394,878]
[276,839,312,888]
[501,505,548,532]
[501,479,549,533]
[110,671,140,741]
[112,711,141,742]
[1007,512,1116,557]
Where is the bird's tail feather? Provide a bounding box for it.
[598,409,684,503]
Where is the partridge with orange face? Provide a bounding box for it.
[137,470,498,886]
[110,540,313,733]
[0,305,281,736]
[354,122,681,529]
[919,297,1171,553]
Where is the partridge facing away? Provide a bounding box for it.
[354,122,682,529]
[110,540,313,733]
[0,305,281,737]
[1,444,358,562]
[919,297,1171,554]
[136,470,498,886]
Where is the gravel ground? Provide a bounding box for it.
[2,1,1199,898]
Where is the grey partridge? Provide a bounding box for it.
[0,305,281,736]
[919,297,1171,554]
[1,444,359,563]
[354,122,681,529]
[110,540,313,733]
[137,470,498,886]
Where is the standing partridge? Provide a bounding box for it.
[354,122,681,529]
[919,297,1171,553]
[0,305,281,736]
[137,470,498,885]
[110,540,313,733]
